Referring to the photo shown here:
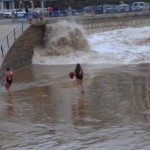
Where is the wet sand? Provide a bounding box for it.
[0,64,150,150]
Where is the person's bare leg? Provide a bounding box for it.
[80,80,84,93]
[8,87,11,96]
[5,84,11,96]
[76,80,82,92]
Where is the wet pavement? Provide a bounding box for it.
[0,19,30,66]
[0,64,150,150]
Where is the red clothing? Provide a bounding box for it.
[48,7,53,13]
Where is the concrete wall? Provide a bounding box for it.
[82,12,150,34]
[0,24,45,77]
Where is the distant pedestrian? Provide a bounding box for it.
[120,1,124,5]
[25,5,29,19]
[48,6,53,17]
[74,63,84,93]
[103,3,106,14]
[15,9,18,21]
[25,5,29,13]
[11,10,15,22]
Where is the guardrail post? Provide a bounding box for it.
[14,28,16,40]
[1,45,4,57]
[22,22,23,33]
[29,13,32,24]
[7,36,9,48]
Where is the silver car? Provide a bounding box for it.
[4,9,26,18]
[4,11,12,18]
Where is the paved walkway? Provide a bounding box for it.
[0,19,29,44]
[0,24,17,44]
[0,20,30,67]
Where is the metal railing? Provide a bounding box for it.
[0,22,30,65]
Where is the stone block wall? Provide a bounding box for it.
[0,24,45,77]
[79,12,150,34]
[46,11,150,34]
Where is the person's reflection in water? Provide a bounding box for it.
[7,95,15,117]
[72,94,86,120]
[77,94,86,118]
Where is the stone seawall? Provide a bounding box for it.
[83,12,150,34]
[46,11,150,34]
[0,24,45,77]
[0,11,150,77]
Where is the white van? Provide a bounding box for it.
[131,2,149,11]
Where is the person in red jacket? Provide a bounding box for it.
[48,6,53,17]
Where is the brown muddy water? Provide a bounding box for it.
[0,64,150,150]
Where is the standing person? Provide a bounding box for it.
[103,3,106,14]
[25,5,29,14]
[48,6,53,17]
[15,8,18,21]
[74,63,84,93]
[25,5,29,19]
[2,68,14,96]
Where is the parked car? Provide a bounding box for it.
[113,4,130,13]
[83,5,103,15]
[83,6,94,14]
[106,5,115,13]
[4,10,13,18]
[72,9,83,16]
[94,5,103,14]
[16,9,26,17]
[131,2,149,11]
[4,9,26,18]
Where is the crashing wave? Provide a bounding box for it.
[35,20,90,56]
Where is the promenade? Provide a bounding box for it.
[0,19,29,44]
[0,24,17,44]
[0,22,17,67]
[0,19,30,67]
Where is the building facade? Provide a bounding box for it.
[0,0,47,10]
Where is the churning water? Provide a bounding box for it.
[0,20,150,150]
[33,21,150,65]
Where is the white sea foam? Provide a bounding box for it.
[33,26,150,65]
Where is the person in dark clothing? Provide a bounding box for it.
[15,8,18,21]
[25,5,29,19]
[74,63,84,93]
[25,5,29,13]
